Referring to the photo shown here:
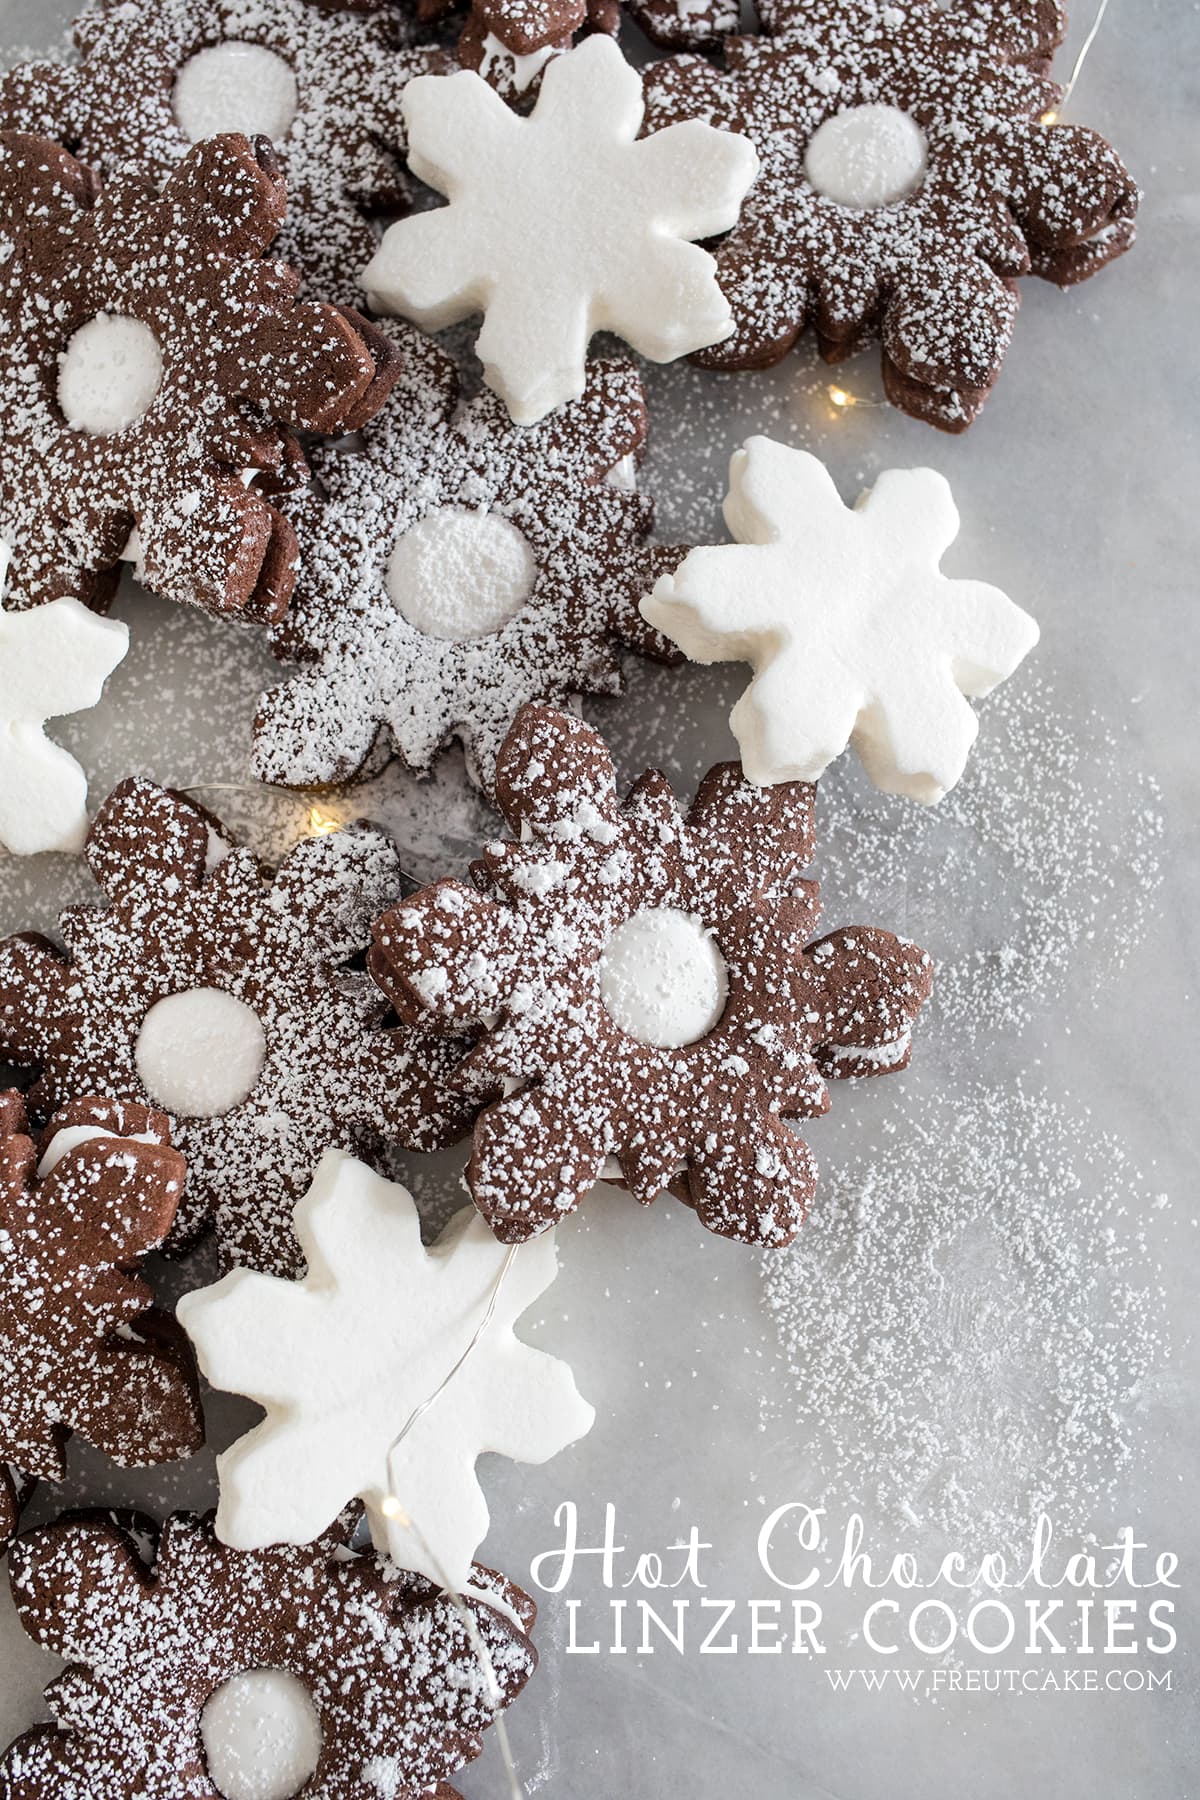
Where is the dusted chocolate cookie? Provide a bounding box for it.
[371,704,933,1247]
[642,0,1139,429]
[254,327,684,796]
[0,130,397,618]
[0,1091,202,1505]
[0,780,471,1277]
[0,1509,537,1799]
[0,0,447,309]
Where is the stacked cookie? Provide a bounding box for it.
[0,0,1136,1792]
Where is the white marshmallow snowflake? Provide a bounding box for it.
[178,1148,594,1595]
[642,438,1039,803]
[0,545,128,855]
[363,35,759,424]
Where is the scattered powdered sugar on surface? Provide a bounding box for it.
[759,1082,1170,1556]
[813,671,1164,1048]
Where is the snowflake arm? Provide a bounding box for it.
[365,202,488,332]
[407,56,529,194]
[685,1113,819,1247]
[373,881,526,1024]
[0,572,128,855]
[475,281,592,432]
[595,233,735,366]
[179,1149,594,1593]
[644,439,1039,802]
[467,1086,612,1241]
[364,36,758,423]
[806,927,934,1079]
[630,118,756,243]
[385,1208,593,1572]
[213,1405,343,1551]
[730,650,865,792]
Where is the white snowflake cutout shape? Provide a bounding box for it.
[643,438,1040,803]
[0,545,128,855]
[363,34,759,424]
[178,1148,594,1595]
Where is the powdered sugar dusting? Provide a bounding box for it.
[759,1082,1169,1553]
[813,671,1164,1047]
[255,332,684,797]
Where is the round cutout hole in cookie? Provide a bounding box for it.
[386,507,538,641]
[804,104,928,209]
[135,987,267,1119]
[599,907,728,1049]
[173,42,300,143]
[201,1668,322,1800]
[57,314,164,436]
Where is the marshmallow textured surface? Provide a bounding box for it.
[643,438,1039,802]
[0,552,128,855]
[178,1148,595,1594]
[363,36,759,423]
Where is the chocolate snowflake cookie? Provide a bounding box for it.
[254,328,684,796]
[0,1508,536,1798]
[0,0,446,307]
[643,0,1139,429]
[0,780,470,1277]
[371,704,933,1247]
[0,130,397,618]
[0,1092,202,1549]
